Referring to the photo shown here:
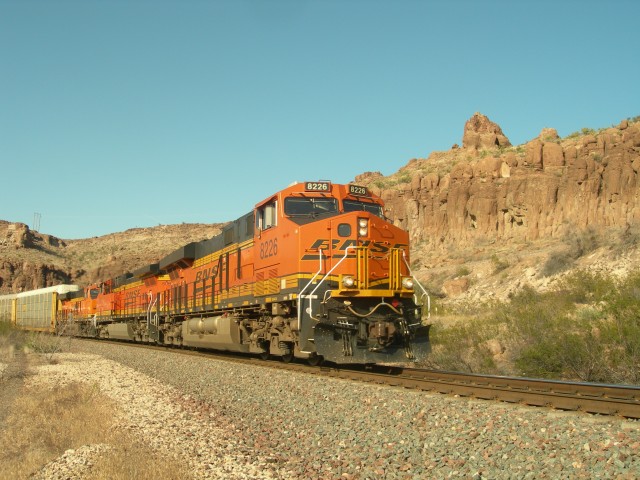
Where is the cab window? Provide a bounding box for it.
[256,200,277,230]
[284,197,337,216]
[343,199,384,217]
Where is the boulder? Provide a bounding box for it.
[462,113,511,150]
[442,277,470,297]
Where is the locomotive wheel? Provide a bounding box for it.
[281,352,294,363]
[259,351,270,361]
[307,354,323,366]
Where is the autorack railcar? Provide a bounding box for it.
[0,285,80,332]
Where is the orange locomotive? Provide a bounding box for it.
[60,181,431,364]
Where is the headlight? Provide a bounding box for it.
[342,275,356,288]
[401,277,414,290]
[358,218,368,236]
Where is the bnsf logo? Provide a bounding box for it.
[302,239,408,260]
[125,290,139,300]
[124,289,140,307]
[195,265,220,283]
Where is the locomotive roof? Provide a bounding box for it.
[254,181,382,207]
[110,181,381,285]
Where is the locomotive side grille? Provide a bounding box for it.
[255,268,280,296]
[255,271,265,296]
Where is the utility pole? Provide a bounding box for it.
[33,212,41,231]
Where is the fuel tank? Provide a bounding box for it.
[181,315,250,353]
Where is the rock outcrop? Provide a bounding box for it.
[462,112,511,150]
[0,261,72,292]
[368,114,640,252]
[0,222,34,249]
[0,222,73,291]
[0,221,223,294]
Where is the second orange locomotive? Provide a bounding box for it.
[62,181,431,364]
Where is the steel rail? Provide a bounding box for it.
[320,366,640,419]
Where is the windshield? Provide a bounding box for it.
[343,199,384,217]
[284,197,338,216]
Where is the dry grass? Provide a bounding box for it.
[0,376,189,479]
[87,446,188,480]
[0,381,109,478]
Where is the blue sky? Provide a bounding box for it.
[1,0,638,239]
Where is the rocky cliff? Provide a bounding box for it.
[362,113,640,250]
[355,113,640,299]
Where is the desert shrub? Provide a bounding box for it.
[595,319,640,385]
[494,286,595,379]
[502,271,640,383]
[454,266,470,277]
[490,254,509,274]
[425,269,640,384]
[540,250,575,277]
[558,269,614,304]
[540,228,601,278]
[421,317,500,373]
[514,339,565,378]
[397,172,412,184]
[25,329,72,363]
[0,320,12,336]
[568,226,600,258]
[515,325,607,382]
[597,271,640,384]
[0,321,27,352]
[615,223,640,251]
[499,286,573,345]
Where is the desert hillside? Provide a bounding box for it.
[0,222,223,293]
[2,113,639,305]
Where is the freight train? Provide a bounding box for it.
[0,181,430,364]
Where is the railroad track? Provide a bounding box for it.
[74,338,640,419]
[316,366,640,419]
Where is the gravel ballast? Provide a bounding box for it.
[28,341,640,479]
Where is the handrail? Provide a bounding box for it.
[401,250,430,321]
[297,249,324,353]
[307,245,357,320]
[146,291,158,328]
